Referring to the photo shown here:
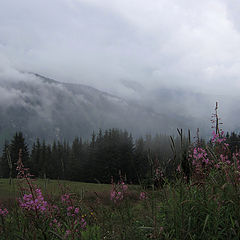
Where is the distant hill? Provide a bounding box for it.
[0,72,204,147]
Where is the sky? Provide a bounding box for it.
[1,0,240,122]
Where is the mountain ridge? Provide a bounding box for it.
[0,72,190,147]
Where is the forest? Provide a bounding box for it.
[1,129,240,184]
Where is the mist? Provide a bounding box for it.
[1,0,240,137]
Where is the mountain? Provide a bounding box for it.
[0,71,207,147]
[0,72,175,145]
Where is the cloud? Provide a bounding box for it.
[1,0,240,133]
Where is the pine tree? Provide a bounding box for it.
[31,138,41,177]
[133,137,148,183]
[226,132,240,154]
[0,141,11,178]
[10,132,30,177]
[48,141,58,179]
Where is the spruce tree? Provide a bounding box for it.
[31,138,41,177]
[0,141,11,178]
[10,132,30,177]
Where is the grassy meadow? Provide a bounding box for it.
[0,161,240,239]
[0,178,111,207]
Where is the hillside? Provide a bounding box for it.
[0,72,193,146]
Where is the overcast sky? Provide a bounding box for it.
[1,0,240,98]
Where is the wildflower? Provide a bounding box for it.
[139,192,148,200]
[110,190,124,203]
[122,182,128,192]
[74,207,79,214]
[19,188,48,213]
[0,208,8,217]
[190,147,210,175]
[80,218,87,229]
[67,206,73,212]
[65,230,71,238]
[61,194,70,203]
[110,178,128,203]
[50,218,62,229]
[110,190,116,201]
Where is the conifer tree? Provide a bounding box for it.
[0,141,11,178]
[31,138,41,177]
[10,132,30,177]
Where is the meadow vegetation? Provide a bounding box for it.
[1,103,240,239]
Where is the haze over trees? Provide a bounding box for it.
[0,129,172,183]
[1,129,239,184]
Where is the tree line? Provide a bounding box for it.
[1,130,240,184]
[0,130,170,183]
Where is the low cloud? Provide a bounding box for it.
[1,0,240,134]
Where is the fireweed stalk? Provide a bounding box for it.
[0,208,8,217]
[15,149,88,239]
[187,103,240,184]
[0,207,8,234]
[17,149,42,219]
[17,151,57,220]
[139,191,148,200]
[60,192,87,239]
[110,176,128,204]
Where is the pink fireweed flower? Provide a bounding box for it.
[72,218,87,229]
[189,147,211,176]
[215,163,220,169]
[116,191,123,201]
[65,230,71,238]
[110,179,128,203]
[50,218,62,229]
[80,218,87,229]
[122,182,128,192]
[61,194,70,204]
[110,190,116,201]
[110,190,123,203]
[211,130,227,146]
[177,164,181,172]
[0,208,8,217]
[219,154,231,165]
[139,192,148,200]
[67,206,74,216]
[74,207,79,214]
[67,206,73,212]
[19,188,48,213]
[66,206,80,217]
[154,167,164,180]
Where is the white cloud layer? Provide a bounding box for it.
[1,0,240,107]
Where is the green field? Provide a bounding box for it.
[1,169,240,239]
[0,178,112,205]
